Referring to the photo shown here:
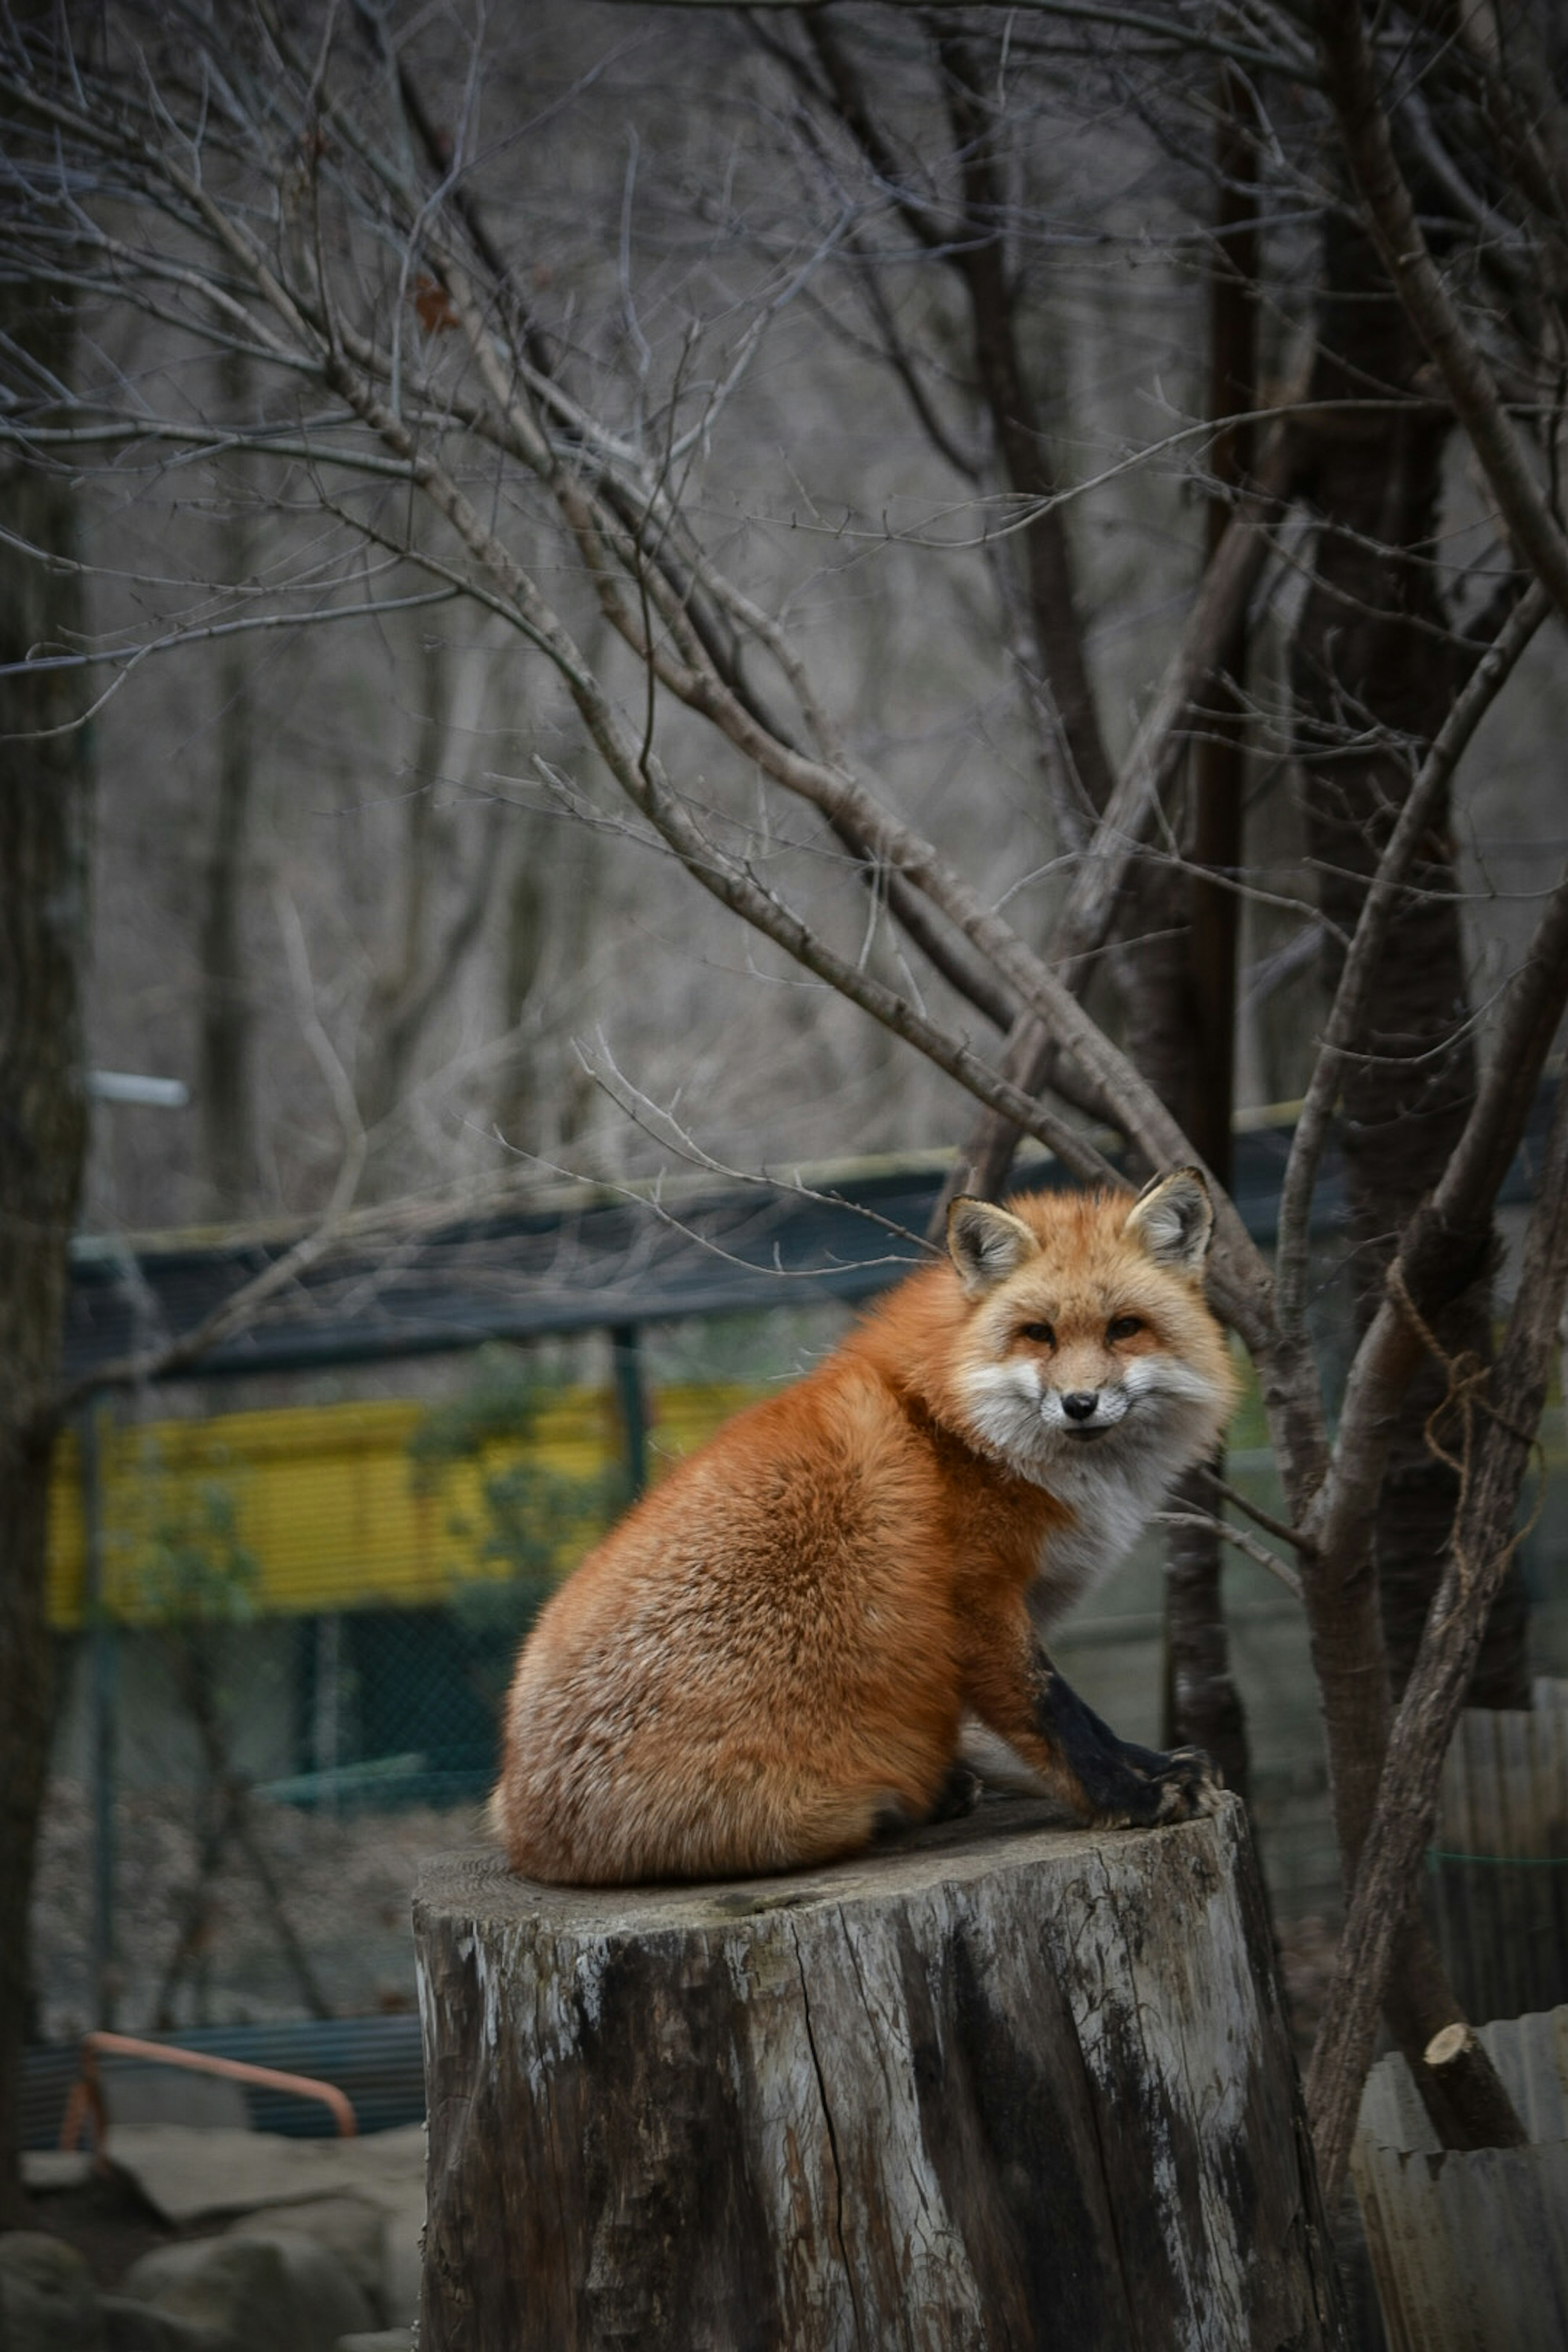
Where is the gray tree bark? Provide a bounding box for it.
[198,354,260,1218]
[1291,203,1529,1711]
[414,1798,1347,2351]
[0,272,92,2224]
[1157,58,1262,1797]
[357,628,501,1195]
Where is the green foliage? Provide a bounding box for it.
[408,1348,624,1664]
[130,1466,269,1768]
[136,1477,259,1628]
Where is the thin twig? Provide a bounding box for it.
[1156,1510,1303,1600]
[1194,1463,1319,1558]
[1275,581,1550,1333]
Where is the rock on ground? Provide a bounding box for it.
[98,2301,209,2351]
[0,2232,103,2351]
[103,2125,424,2329]
[220,2203,386,2325]
[0,2225,392,2352]
[103,2127,425,2233]
[118,2234,373,2352]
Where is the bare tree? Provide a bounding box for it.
[198,351,262,1218]
[1290,194,1530,1712]
[4,0,1568,2219]
[0,205,92,2224]
[758,11,1263,1786]
[355,622,504,1193]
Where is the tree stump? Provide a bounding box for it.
[413,1794,1346,2350]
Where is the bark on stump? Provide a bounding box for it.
[414,1794,1346,2350]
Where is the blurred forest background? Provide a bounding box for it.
[66,8,1565,1232]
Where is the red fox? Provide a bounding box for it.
[491,1169,1238,1884]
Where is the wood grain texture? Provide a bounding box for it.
[414,1794,1346,2350]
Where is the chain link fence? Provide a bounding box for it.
[29,1313,1568,2059]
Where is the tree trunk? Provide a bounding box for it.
[492,817,548,1155]
[1120,876,1250,1796]
[1156,63,1262,1802]
[1304,1069,1568,2197]
[0,277,92,2224]
[414,1798,1347,2351]
[358,628,452,1149]
[1292,205,1528,1709]
[198,354,260,1219]
[1188,58,1258,1189]
[358,627,501,1194]
[940,34,1115,822]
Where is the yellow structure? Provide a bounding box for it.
[47,1383,762,1629]
[54,1343,1530,1634]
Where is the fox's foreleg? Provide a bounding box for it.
[1028,1654,1221,1826]
[962,1613,1221,1829]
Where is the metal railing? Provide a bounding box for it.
[58,2027,356,2150]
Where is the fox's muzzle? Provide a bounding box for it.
[1046,1383,1129,1432]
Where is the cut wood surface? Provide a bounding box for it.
[414,1793,1346,2350]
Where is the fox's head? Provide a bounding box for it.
[944,1171,1236,1487]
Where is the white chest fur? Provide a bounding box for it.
[1031,1446,1174,1625]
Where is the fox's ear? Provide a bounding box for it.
[1123,1167,1213,1274]
[947,1196,1039,1296]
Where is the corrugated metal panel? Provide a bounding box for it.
[56,1091,1560,1392]
[47,1382,762,1627]
[1439,1705,1568,1857]
[1352,2007,1568,2352]
[64,1098,1444,1388]
[1490,2007,1568,2144]
[62,1162,957,1383]
[1424,1699,1568,2022]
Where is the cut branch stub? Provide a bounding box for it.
[414,1796,1347,2351]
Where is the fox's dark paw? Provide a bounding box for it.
[1148,1745,1224,1823]
[928,1762,984,1823]
[1083,1740,1223,1828]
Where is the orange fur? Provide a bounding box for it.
[492,1172,1237,1884]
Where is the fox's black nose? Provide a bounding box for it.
[1062,1391,1100,1422]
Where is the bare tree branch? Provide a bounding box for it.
[1315,2,1568,624]
[1305,1069,1568,2205]
[941,388,1306,1211]
[1275,581,1550,1333]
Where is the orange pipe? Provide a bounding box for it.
[60,2029,357,2147]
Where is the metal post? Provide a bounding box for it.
[610,1324,648,1499]
[314,1612,341,1817]
[80,1396,118,2030]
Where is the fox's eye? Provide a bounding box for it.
[1019,1321,1055,1346]
[1107,1314,1143,1343]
